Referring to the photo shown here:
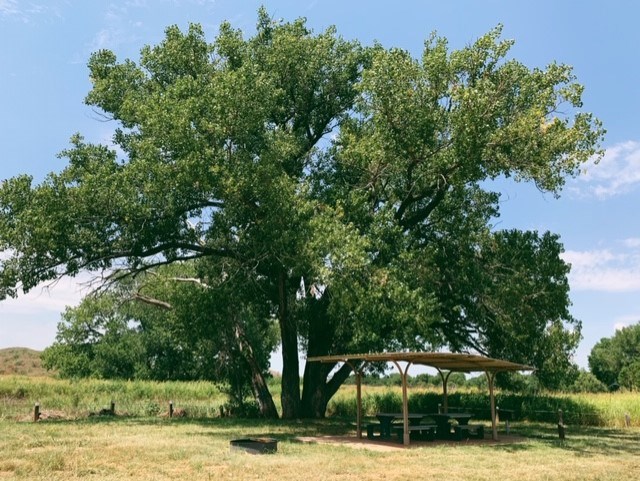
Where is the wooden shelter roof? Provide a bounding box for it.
[307,351,534,373]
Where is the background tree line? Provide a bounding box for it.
[588,322,640,390]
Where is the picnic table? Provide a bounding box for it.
[368,412,484,441]
[430,413,485,439]
[373,412,425,438]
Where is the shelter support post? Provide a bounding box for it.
[392,360,413,446]
[355,370,362,439]
[437,369,452,414]
[345,361,363,439]
[486,371,498,441]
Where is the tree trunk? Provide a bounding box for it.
[247,357,279,419]
[301,362,353,418]
[301,361,331,418]
[278,269,300,418]
[300,291,353,418]
[234,322,279,419]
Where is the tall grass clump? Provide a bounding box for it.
[0,376,228,420]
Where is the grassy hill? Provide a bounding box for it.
[0,347,52,377]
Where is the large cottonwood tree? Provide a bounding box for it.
[0,11,603,417]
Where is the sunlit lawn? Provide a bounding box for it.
[1,416,639,480]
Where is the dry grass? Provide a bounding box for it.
[1,417,639,480]
[0,348,51,377]
[1,363,639,479]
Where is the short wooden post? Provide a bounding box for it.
[110,401,115,415]
[624,412,631,427]
[34,403,40,422]
[557,409,565,440]
[169,401,174,419]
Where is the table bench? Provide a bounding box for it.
[453,424,484,440]
[394,424,437,442]
[366,423,383,439]
[370,413,426,439]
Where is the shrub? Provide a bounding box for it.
[570,370,607,393]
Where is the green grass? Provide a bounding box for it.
[0,416,638,480]
[2,376,640,479]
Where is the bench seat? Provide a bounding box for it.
[394,424,437,442]
[453,424,484,440]
[366,423,381,439]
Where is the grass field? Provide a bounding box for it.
[1,416,639,480]
[1,376,640,480]
[1,351,639,480]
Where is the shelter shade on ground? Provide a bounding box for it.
[307,352,534,446]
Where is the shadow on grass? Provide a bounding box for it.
[32,416,640,456]
[506,422,640,456]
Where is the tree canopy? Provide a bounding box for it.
[0,10,603,417]
[589,322,640,389]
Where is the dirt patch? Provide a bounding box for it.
[296,434,527,452]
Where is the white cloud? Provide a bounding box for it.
[562,243,640,292]
[561,249,621,268]
[0,275,92,349]
[0,272,108,345]
[623,238,640,248]
[613,315,640,331]
[0,274,90,316]
[571,140,640,199]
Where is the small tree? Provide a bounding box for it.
[619,361,640,390]
[569,370,607,393]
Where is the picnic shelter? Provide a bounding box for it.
[307,352,534,445]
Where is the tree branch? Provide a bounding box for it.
[131,293,172,310]
[399,184,448,230]
[326,362,358,399]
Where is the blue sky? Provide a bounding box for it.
[1,0,639,372]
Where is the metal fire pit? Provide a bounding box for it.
[230,437,278,454]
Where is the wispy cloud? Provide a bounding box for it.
[0,0,66,23]
[0,275,88,316]
[571,141,640,199]
[0,0,19,16]
[562,242,640,292]
[87,0,216,53]
[88,4,141,51]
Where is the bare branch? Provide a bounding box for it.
[168,277,213,289]
[132,293,172,310]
